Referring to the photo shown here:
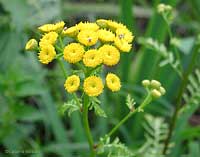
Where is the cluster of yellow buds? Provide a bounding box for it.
[25,19,134,97]
[142,80,166,98]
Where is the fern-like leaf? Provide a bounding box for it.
[89,97,107,117]
[135,114,170,157]
[59,99,80,116]
[126,94,136,111]
[138,37,182,77]
[97,137,134,157]
[182,69,200,106]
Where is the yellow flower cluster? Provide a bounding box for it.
[38,21,65,33]
[64,73,121,96]
[38,32,58,64]
[25,21,64,64]
[62,19,133,96]
[25,19,134,96]
[63,19,133,67]
[37,22,65,64]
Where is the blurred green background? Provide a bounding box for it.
[0,0,199,157]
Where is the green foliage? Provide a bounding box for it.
[89,97,107,118]
[182,69,200,106]
[138,37,182,77]
[60,99,80,116]
[135,114,169,157]
[0,0,61,29]
[0,0,199,157]
[97,136,134,157]
[170,69,200,156]
[126,94,136,111]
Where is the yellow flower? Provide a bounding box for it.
[39,32,58,47]
[38,44,56,64]
[25,39,38,51]
[96,19,108,28]
[106,20,126,31]
[97,29,115,42]
[99,45,120,66]
[77,30,98,46]
[38,24,54,33]
[114,37,132,52]
[83,49,102,67]
[83,76,104,96]
[106,73,121,92]
[116,28,134,43]
[62,25,79,37]
[64,75,80,93]
[77,22,99,31]
[38,21,65,32]
[53,21,65,32]
[63,43,85,64]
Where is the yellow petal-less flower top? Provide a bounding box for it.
[83,76,104,96]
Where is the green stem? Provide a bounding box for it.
[107,93,152,137]
[83,95,96,157]
[55,45,63,53]
[59,36,64,49]
[162,14,183,74]
[55,53,63,59]
[57,58,67,78]
[163,43,200,154]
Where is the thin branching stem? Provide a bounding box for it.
[162,14,183,76]
[57,58,67,78]
[107,93,152,137]
[57,56,96,156]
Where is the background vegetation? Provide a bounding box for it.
[0,0,199,157]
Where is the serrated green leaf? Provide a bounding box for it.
[138,37,182,77]
[135,114,169,157]
[60,100,80,116]
[97,137,134,157]
[126,94,136,110]
[93,102,107,118]
[89,97,107,117]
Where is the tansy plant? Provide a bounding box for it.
[25,19,166,157]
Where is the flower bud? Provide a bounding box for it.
[142,80,150,87]
[25,39,38,51]
[165,5,172,11]
[157,4,165,13]
[157,3,172,14]
[96,19,108,28]
[159,86,166,95]
[150,80,161,89]
[170,38,180,47]
[151,89,162,98]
